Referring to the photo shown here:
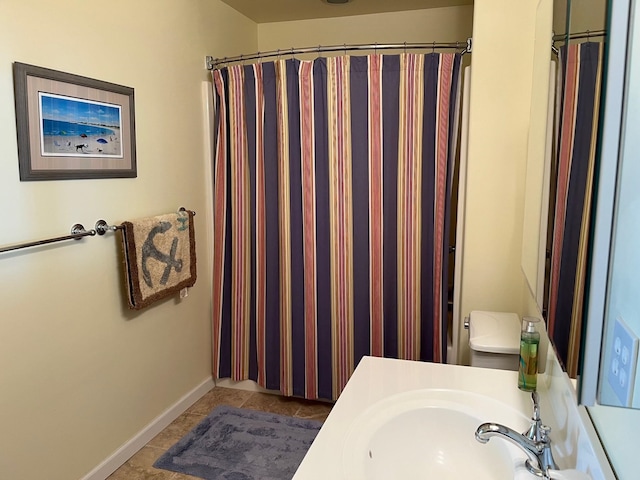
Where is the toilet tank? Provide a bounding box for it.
[468,311,521,371]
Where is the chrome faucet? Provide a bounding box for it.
[475,391,558,478]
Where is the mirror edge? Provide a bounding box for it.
[521,0,555,313]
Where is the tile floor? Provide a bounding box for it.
[106,387,334,480]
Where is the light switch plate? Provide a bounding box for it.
[607,316,639,406]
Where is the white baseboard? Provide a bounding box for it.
[80,376,215,480]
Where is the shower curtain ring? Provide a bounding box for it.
[432,41,436,53]
[404,41,407,54]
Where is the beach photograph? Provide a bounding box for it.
[38,92,123,158]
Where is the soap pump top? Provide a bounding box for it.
[522,317,540,335]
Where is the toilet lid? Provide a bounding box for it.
[468,311,521,355]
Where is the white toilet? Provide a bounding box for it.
[467,310,521,371]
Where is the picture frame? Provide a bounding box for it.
[13,62,137,181]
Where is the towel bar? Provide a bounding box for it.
[0,224,95,254]
[0,208,197,254]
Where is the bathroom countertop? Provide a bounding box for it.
[292,356,542,480]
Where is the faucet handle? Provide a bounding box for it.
[539,424,551,442]
[539,425,559,473]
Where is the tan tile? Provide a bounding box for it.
[186,386,253,415]
[241,391,309,416]
[126,445,165,469]
[106,447,174,480]
[147,413,204,450]
[171,473,202,480]
[294,399,333,422]
[107,463,174,480]
[106,464,134,480]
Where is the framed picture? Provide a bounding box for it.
[13,62,136,180]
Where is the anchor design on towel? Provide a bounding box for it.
[141,221,183,288]
[177,215,189,231]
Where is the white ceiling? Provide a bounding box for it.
[218,0,473,23]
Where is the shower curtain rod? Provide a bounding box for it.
[551,29,606,55]
[553,29,607,42]
[206,38,472,70]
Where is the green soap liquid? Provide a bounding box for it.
[518,333,539,392]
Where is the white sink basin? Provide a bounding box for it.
[342,389,529,480]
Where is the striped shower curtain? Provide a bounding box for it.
[211,53,462,401]
[548,42,604,377]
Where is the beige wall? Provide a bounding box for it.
[0,0,556,477]
[257,6,474,53]
[0,1,256,479]
[569,0,607,33]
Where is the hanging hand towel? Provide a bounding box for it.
[120,210,197,310]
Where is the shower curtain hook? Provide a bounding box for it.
[587,29,591,41]
[291,47,295,60]
[277,49,281,61]
[344,43,347,56]
[404,41,407,54]
[317,45,321,58]
[374,42,378,55]
[432,41,436,53]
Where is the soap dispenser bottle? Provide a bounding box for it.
[518,317,540,392]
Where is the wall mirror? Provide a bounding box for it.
[527,0,607,380]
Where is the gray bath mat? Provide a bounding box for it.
[153,405,322,479]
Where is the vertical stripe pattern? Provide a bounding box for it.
[549,42,603,376]
[327,56,354,396]
[227,65,251,380]
[212,53,462,400]
[397,54,425,360]
[368,54,384,356]
[253,64,267,386]
[549,45,578,336]
[275,59,294,396]
[432,53,455,363]
[211,70,228,376]
[299,60,319,399]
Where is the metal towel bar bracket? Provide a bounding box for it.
[95,220,121,235]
